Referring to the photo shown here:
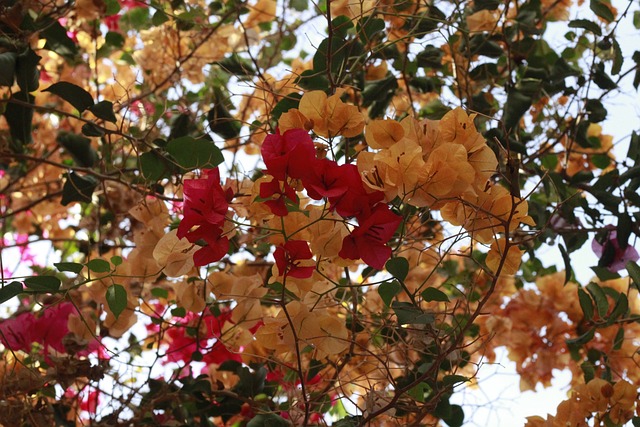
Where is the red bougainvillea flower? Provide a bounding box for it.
[177,168,232,266]
[163,310,241,365]
[303,159,351,200]
[339,204,402,269]
[328,164,383,218]
[592,228,639,272]
[274,240,316,279]
[0,302,101,357]
[261,128,316,180]
[260,178,298,216]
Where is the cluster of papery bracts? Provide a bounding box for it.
[178,128,402,271]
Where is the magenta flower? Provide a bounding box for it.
[592,229,639,272]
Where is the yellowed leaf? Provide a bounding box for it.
[365,119,405,149]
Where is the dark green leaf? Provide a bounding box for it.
[591,266,620,282]
[207,103,241,139]
[4,91,35,145]
[442,404,464,427]
[270,93,301,122]
[585,99,607,123]
[332,15,354,39]
[57,131,98,167]
[24,276,61,293]
[41,20,79,59]
[613,326,625,350]
[392,301,434,325]
[416,45,444,69]
[442,375,469,386]
[216,53,256,77]
[568,19,602,36]
[290,0,307,11]
[87,259,111,273]
[628,261,640,291]
[16,48,41,93]
[559,244,573,285]
[152,9,169,25]
[151,288,169,299]
[578,287,594,321]
[139,150,173,181]
[44,82,94,112]
[166,136,224,170]
[378,280,401,306]
[617,213,633,249]
[0,281,22,304]
[581,360,596,382]
[81,122,105,137]
[566,327,595,346]
[611,38,623,75]
[54,262,84,274]
[357,17,385,44]
[607,293,628,324]
[422,287,449,302]
[386,257,409,281]
[295,70,330,90]
[61,172,98,205]
[0,52,17,86]
[106,284,127,320]
[590,0,615,23]
[503,89,532,131]
[586,282,609,318]
[89,100,117,123]
[592,62,617,90]
[246,413,290,427]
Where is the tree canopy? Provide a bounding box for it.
[1,0,640,425]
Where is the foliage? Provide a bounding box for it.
[0,0,639,425]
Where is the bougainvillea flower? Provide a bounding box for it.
[0,302,100,357]
[328,164,383,218]
[261,128,316,180]
[303,159,351,200]
[177,168,232,265]
[177,168,230,238]
[592,229,639,272]
[274,240,315,279]
[260,178,298,216]
[339,204,402,269]
[185,224,230,266]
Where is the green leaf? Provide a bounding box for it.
[44,82,94,113]
[166,136,224,170]
[578,287,594,321]
[568,19,602,36]
[590,0,614,23]
[586,282,609,318]
[54,262,84,274]
[106,284,127,320]
[442,404,464,427]
[152,9,169,25]
[591,266,620,281]
[207,103,241,139]
[4,91,35,145]
[627,261,640,290]
[290,0,307,11]
[270,93,301,122]
[408,382,430,403]
[111,256,123,266]
[24,276,61,293]
[392,301,434,325]
[41,20,79,60]
[87,259,111,273]
[503,89,532,131]
[386,257,409,281]
[216,53,256,78]
[89,100,117,123]
[295,69,330,90]
[611,38,623,75]
[151,288,169,299]
[246,413,290,427]
[607,293,628,324]
[0,281,23,304]
[616,213,632,250]
[442,375,469,387]
[559,244,573,285]
[0,52,17,86]
[592,62,617,90]
[613,326,625,350]
[422,287,449,302]
[139,150,173,181]
[585,99,607,123]
[378,280,401,306]
[61,172,98,205]
[357,17,385,44]
[57,131,98,167]
[81,122,105,137]
[566,327,595,347]
[15,48,41,93]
